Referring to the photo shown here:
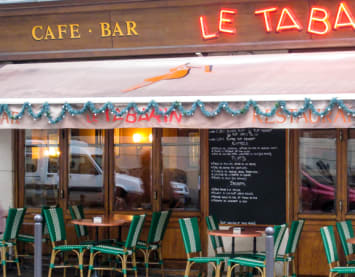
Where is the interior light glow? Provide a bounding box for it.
[133,133,142,143]
[199,16,218,39]
[276,8,302,32]
[219,8,237,34]
[255,7,278,32]
[307,7,330,35]
[334,2,355,30]
[149,134,153,142]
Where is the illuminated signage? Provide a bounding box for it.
[200,1,355,39]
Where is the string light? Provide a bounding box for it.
[0,98,353,125]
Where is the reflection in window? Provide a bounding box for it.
[299,130,336,213]
[68,130,104,209]
[24,130,59,207]
[113,128,152,210]
[347,130,355,212]
[162,129,200,211]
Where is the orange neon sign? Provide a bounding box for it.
[199,1,355,39]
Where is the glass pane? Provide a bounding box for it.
[347,129,355,212]
[299,130,336,213]
[69,130,104,209]
[162,129,200,211]
[113,128,152,210]
[24,130,59,207]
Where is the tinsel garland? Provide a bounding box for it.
[0,98,353,124]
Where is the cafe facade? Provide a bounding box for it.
[1,0,355,275]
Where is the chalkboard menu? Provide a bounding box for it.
[209,129,286,225]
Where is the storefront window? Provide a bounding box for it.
[113,128,152,210]
[347,129,355,212]
[24,130,59,207]
[68,130,104,209]
[162,129,200,210]
[299,130,336,213]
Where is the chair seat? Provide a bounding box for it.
[17,234,47,243]
[0,241,16,247]
[228,257,265,268]
[90,244,132,255]
[347,260,355,265]
[54,244,91,251]
[188,256,224,264]
[136,240,159,250]
[252,252,293,262]
[331,267,355,273]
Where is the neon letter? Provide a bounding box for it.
[334,2,355,30]
[276,8,302,32]
[307,8,330,35]
[199,16,218,39]
[219,9,237,34]
[255,7,277,32]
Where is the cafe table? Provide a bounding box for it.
[208,227,264,256]
[346,237,355,244]
[71,215,131,242]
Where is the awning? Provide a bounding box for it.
[0,51,355,129]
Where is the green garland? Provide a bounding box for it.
[0,98,353,124]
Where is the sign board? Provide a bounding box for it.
[1,0,355,60]
[208,129,286,225]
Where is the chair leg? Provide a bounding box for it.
[132,252,138,277]
[78,250,84,277]
[48,250,56,277]
[87,250,95,277]
[63,252,67,277]
[215,263,222,277]
[1,246,6,277]
[122,255,128,277]
[226,265,232,277]
[142,249,149,277]
[13,245,21,276]
[184,261,192,277]
[292,259,296,277]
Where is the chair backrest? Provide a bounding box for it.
[2,207,26,241]
[124,214,146,249]
[69,205,88,238]
[147,210,171,244]
[179,217,201,254]
[285,219,305,255]
[320,225,339,264]
[205,215,224,252]
[273,224,287,258]
[43,207,67,242]
[336,220,355,257]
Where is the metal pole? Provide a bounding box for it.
[34,214,43,277]
[265,226,274,277]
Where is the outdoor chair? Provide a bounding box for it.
[17,206,49,248]
[0,207,26,277]
[252,220,305,277]
[136,210,171,277]
[179,217,224,277]
[320,225,355,277]
[336,220,355,266]
[87,214,146,277]
[226,224,287,277]
[43,207,90,277]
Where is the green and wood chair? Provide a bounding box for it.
[17,206,49,247]
[0,207,26,277]
[336,220,355,266]
[226,224,287,277]
[179,217,224,277]
[43,207,90,277]
[87,214,146,277]
[136,210,171,277]
[320,225,355,277]
[253,220,304,277]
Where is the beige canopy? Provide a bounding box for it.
[0,51,354,129]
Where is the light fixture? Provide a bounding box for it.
[133,133,142,143]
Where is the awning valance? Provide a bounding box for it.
[0,51,355,129]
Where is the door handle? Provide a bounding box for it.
[60,189,64,199]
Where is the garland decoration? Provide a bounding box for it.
[0,98,353,124]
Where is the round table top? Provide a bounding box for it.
[208,229,263,238]
[71,217,130,227]
[346,237,355,244]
